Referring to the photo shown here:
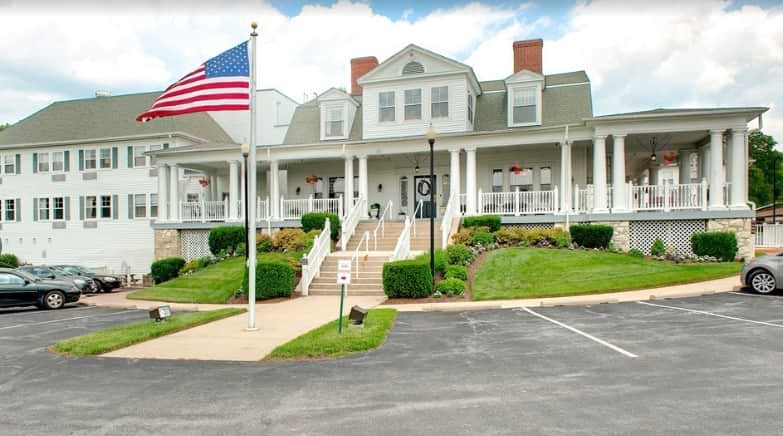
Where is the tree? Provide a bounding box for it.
[0,123,9,132]
[748,130,782,207]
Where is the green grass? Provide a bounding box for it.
[472,248,742,301]
[52,308,245,356]
[128,252,303,304]
[267,309,397,360]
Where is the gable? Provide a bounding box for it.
[358,44,475,86]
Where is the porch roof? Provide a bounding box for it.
[586,107,768,123]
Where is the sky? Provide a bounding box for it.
[1,0,782,140]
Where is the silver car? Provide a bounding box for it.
[741,254,783,294]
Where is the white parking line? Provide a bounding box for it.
[729,291,783,300]
[518,307,638,358]
[0,309,142,331]
[0,305,98,318]
[638,301,783,328]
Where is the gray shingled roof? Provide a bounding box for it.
[589,107,768,119]
[0,92,233,147]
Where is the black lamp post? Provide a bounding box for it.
[241,143,250,262]
[425,126,437,293]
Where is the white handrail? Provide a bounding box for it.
[391,217,411,261]
[412,199,424,237]
[440,193,460,248]
[301,218,331,296]
[341,196,366,251]
[373,200,393,250]
[350,231,370,284]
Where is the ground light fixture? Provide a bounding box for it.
[149,305,172,322]
[425,125,437,294]
[349,306,367,325]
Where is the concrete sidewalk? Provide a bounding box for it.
[80,290,234,312]
[384,276,742,312]
[102,295,385,361]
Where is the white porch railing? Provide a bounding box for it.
[631,180,707,211]
[756,223,783,247]
[351,231,370,281]
[280,196,343,220]
[372,200,393,250]
[300,218,331,295]
[440,193,461,247]
[477,188,558,216]
[412,199,424,237]
[341,196,366,251]
[180,199,230,222]
[255,197,271,221]
[390,217,411,261]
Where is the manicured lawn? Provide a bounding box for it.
[472,248,742,301]
[267,309,397,360]
[52,308,245,356]
[128,252,303,304]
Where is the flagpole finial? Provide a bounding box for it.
[251,21,258,36]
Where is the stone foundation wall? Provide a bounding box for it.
[154,229,181,260]
[707,218,754,260]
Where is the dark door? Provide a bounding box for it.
[0,272,34,306]
[414,175,437,219]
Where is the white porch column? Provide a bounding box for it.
[157,164,169,221]
[449,148,461,203]
[709,129,726,209]
[611,134,628,212]
[169,164,179,221]
[228,160,240,220]
[648,165,659,185]
[270,160,280,219]
[209,175,218,200]
[592,135,608,213]
[679,150,692,184]
[358,155,368,201]
[699,145,711,182]
[559,141,572,212]
[344,154,354,212]
[465,147,477,215]
[729,128,748,209]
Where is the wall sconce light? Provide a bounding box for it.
[415,165,420,174]
[377,184,383,193]
[295,187,301,195]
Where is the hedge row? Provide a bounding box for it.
[382,259,433,298]
[570,224,613,249]
[242,261,297,299]
[0,253,19,268]
[301,212,341,242]
[150,257,186,284]
[462,215,501,232]
[691,231,738,261]
[208,226,246,256]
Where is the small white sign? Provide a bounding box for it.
[338,259,352,272]
[337,259,352,285]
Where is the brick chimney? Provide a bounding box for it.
[350,56,379,95]
[513,39,543,74]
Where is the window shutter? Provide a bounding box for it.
[78,150,84,171]
[15,198,21,221]
[112,194,118,219]
[32,198,38,222]
[64,150,71,172]
[65,197,71,220]
[79,196,84,220]
[32,153,38,173]
[15,154,21,174]
[127,146,134,168]
[128,194,134,219]
[112,147,118,169]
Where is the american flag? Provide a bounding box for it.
[136,41,250,122]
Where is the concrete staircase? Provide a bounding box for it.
[307,219,441,296]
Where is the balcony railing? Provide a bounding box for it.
[280,196,343,221]
[180,199,237,222]
[477,188,558,216]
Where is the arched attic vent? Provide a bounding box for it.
[402,61,425,75]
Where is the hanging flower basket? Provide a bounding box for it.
[305,175,319,185]
[198,178,209,188]
[510,163,523,175]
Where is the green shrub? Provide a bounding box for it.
[178,256,213,275]
[415,250,448,276]
[208,226,246,256]
[241,261,296,299]
[0,253,19,268]
[650,239,666,257]
[628,248,645,258]
[452,226,489,245]
[463,215,501,232]
[150,257,186,284]
[570,224,613,249]
[471,231,495,247]
[272,228,307,252]
[301,212,341,242]
[446,244,474,266]
[436,278,466,296]
[382,259,433,298]
[553,231,572,248]
[256,233,273,252]
[445,265,468,281]
[691,231,738,261]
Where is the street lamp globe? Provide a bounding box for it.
[425,125,438,145]
[241,143,250,157]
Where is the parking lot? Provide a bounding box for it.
[2,291,783,435]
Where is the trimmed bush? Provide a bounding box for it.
[150,257,186,284]
[179,256,214,275]
[445,265,468,281]
[446,244,474,266]
[383,259,433,298]
[436,278,466,296]
[691,231,738,262]
[570,224,613,249]
[463,215,501,232]
[415,250,448,276]
[301,212,341,242]
[272,228,307,252]
[650,239,666,257]
[0,253,19,268]
[471,231,495,247]
[452,226,489,245]
[628,248,644,258]
[241,261,296,299]
[256,233,273,252]
[208,226,246,256]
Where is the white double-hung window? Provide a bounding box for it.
[404,89,421,120]
[38,198,51,220]
[326,107,344,137]
[3,156,15,174]
[134,194,147,218]
[378,91,395,122]
[53,197,65,220]
[85,150,97,170]
[431,86,449,118]
[512,86,538,125]
[133,146,147,167]
[38,153,50,172]
[100,195,112,218]
[52,152,64,172]
[4,199,16,221]
[99,148,112,169]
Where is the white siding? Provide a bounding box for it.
[209,89,297,146]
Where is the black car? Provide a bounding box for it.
[0,268,81,309]
[53,265,122,292]
[19,265,98,293]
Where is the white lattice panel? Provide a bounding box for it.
[629,220,706,256]
[503,223,555,230]
[181,230,211,261]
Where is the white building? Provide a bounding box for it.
[0,89,297,274]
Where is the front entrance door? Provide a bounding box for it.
[414,175,437,219]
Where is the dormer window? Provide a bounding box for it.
[512,86,538,125]
[378,91,395,122]
[431,86,449,118]
[326,106,344,137]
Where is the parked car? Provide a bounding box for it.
[0,268,81,309]
[741,254,783,294]
[19,265,98,293]
[52,265,122,292]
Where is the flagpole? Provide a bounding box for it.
[247,22,259,331]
